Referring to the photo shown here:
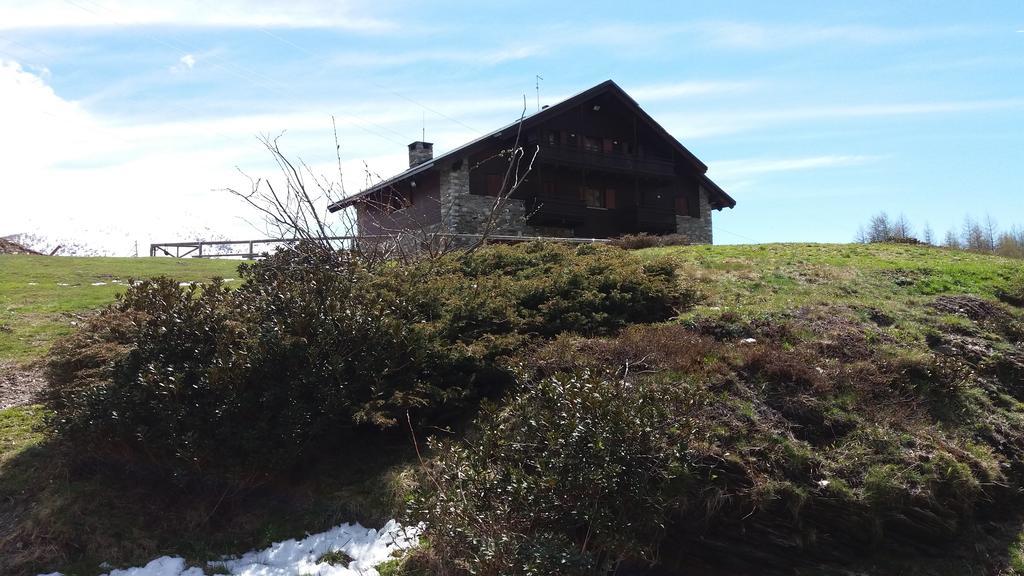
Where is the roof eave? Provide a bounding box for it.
[327,161,436,212]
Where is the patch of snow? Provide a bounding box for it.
[179,281,194,287]
[740,337,757,344]
[38,520,421,576]
[57,282,70,286]
[91,282,107,286]
[27,282,38,285]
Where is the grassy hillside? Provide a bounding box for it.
[1,243,1023,575]
[0,255,240,362]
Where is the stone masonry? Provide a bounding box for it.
[674,186,713,244]
[439,157,573,238]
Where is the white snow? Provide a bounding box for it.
[91,281,107,286]
[39,520,421,576]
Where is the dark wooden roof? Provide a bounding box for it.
[328,80,735,212]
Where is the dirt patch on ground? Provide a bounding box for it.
[0,362,45,409]
[931,295,1009,323]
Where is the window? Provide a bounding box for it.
[582,187,604,208]
[485,174,503,197]
[583,136,600,152]
[382,189,411,212]
[566,131,578,147]
[544,130,560,146]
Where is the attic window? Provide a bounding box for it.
[583,136,600,153]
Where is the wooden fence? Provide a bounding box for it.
[149,234,610,259]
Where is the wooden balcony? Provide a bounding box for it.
[536,145,675,177]
[634,205,677,232]
[525,195,587,225]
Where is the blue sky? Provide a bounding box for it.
[0,0,1021,252]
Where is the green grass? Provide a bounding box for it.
[0,404,45,467]
[0,255,240,362]
[2,243,1022,575]
[641,242,1024,344]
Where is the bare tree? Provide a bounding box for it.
[226,124,356,256]
[962,216,990,252]
[943,228,962,249]
[226,104,537,262]
[891,213,913,241]
[922,222,934,245]
[983,214,999,253]
[466,96,538,253]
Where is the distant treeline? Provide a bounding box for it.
[856,212,1024,259]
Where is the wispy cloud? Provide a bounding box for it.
[0,0,395,32]
[532,20,982,53]
[329,45,543,68]
[666,98,1024,138]
[694,21,982,50]
[709,155,882,179]
[629,80,757,101]
[169,53,197,73]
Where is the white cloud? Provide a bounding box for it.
[0,58,417,254]
[708,155,882,179]
[664,98,1024,139]
[695,21,980,50]
[330,46,543,69]
[0,0,394,32]
[629,81,757,101]
[170,53,197,73]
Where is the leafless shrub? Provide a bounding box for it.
[226,101,537,264]
[611,233,691,250]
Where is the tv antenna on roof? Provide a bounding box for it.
[536,74,543,112]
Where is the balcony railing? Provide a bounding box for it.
[525,195,587,225]
[536,145,675,177]
[634,205,678,232]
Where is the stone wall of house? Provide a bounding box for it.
[674,186,713,244]
[440,157,573,239]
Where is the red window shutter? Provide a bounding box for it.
[486,174,503,196]
[605,188,616,209]
[675,196,688,216]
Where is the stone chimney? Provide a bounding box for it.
[408,141,433,168]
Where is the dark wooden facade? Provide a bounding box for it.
[329,80,734,242]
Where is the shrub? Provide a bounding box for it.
[610,233,661,250]
[610,233,691,250]
[419,242,687,340]
[44,242,682,474]
[409,371,701,576]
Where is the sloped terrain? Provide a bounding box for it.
[2,243,1023,576]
